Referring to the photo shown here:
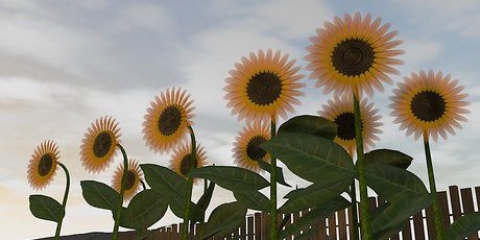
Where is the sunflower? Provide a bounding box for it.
[305,12,404,97]
[169,143,206,183]
[390,70,469,141]
[112,159,143,201]
[80,116,121,173]
[232,121,271,172]
[224,49,305,122]
[319,95,382,156]
[27,140,60,190]
[143,88,194,153]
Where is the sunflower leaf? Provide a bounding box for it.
[364,149,413,169]
[187,166,269,192]
[279,179,351,214]
[81,180,120,214]
[120,189,168,231]
[257,159,291,187]
[234,190,270,212]
[278,115,337,140]
[199,202,247,240]
[445,212,480,240]
[140,164,187,198]
[280,196,350,239]
[29,194,65,223]
[261,132,356,184]
[191,181,216,223]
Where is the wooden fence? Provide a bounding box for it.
[128,185,480,240]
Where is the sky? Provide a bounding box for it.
[1,0,480,239]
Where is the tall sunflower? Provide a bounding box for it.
[143,88,194,153]
[112,159,143,201]
[319,95,382,156]
[80,116,121,173]
[233,121,271,172]
[305,12,404,97]
[224,49,305,122]
[28,140,60,190]
[169,143,206,183]
[390,70,469,141]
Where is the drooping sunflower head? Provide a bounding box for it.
[169,143,206,184]
[80,116,121,173]
[28,140,60,190]
[224,49,305,122]
[112,159,143,201]
[306,12,404,97]
[143,88,194,153]
[233,121,271,172]
[319,95,383,156]
[390,70,470,141]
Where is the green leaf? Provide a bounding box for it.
[371,203,409,240]
[257,159,291,187]
[280,179,351,214]
[365,164,428,202]
[29,194,65,222]
[234,191,270,212]
[187,166,269,192]
[371,193,434,235]
[120,189,168,230]
[445,212,480,240]
[278,115,337,140]
[168,197,197,220]
[81,180,120,213]
[200,202,247,239]
[261,133,355,184]
[280,196,350,239]
[140,164,187,198]
[365,149,413,169]
[191,181,216,223]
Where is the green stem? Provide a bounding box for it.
[112,144,129,240]
[353,95,372,240]
[423,133,444,240]
[350,180,359,240]
[269,119,277,240]
[54,162,70,240]
[181,126,197,240]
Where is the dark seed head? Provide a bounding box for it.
[180,154,196,175]
[158,106,182,136]
[38,154,53,176]
[93,132,112,158]
[124,170,136,190]
[247,72,282,106]
[332,39,375,76]
[246,136,268,160]
[410,91,446,122]
[334,112,362,141]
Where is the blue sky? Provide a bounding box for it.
[1,0,480,239]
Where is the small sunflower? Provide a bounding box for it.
[233,121,271,172]
[390,70,469,141]
[319,95,382,156]
[169,143,206,183]
[305,12,404,97]
[28,140,60,190]
[224,49,305,122]
[143,88,194,153]
[112,159,143,201]
[80,116,121,173]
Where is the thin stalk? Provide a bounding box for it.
[181,126,197,240]
[112,144,129,240]
[423,132,444,240]
[269,119,277,240]
[353,95,372,240]
[350,180,359,240]
[54,162,70,240]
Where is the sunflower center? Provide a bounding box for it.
[247,72,282,106]
[410,91,446,122]
[180,154,196,175]
[334,112,362,141]
[38,154,53,176]
[332,39,374,76]
[246,136,267,160]
[124,170,136,191]
[158,106,182,136]
[93,132,112,158]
